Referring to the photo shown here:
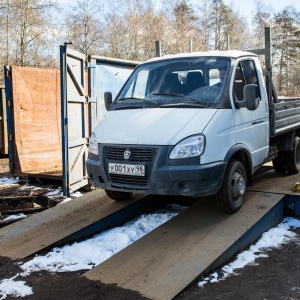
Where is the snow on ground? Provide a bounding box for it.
[57,190,83,204]
[0,176,82,204]
[1,186,300,299]
[0,177,19,186]
[1,213,300,299]
[0,275,33,299]
[198,217,300,287]
[19,184,42,191]
[0,204,186,299]
[2,214,27,222]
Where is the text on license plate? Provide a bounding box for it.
[108,163,145,176]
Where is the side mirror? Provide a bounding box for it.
[235,84,260,111]
[104,92,112,110]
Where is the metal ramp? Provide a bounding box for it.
[83,191,284,300]
[0,191,169,260]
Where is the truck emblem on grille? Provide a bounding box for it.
[124,150,131,160]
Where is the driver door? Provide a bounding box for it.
[232,59,269,169]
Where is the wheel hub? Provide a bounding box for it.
[232,172,246,198]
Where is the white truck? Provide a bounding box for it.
[86,31,300,213]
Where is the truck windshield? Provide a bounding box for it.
[115,57,230,107]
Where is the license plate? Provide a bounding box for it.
[108,163,145,176]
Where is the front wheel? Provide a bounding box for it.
[105,190,133,201]
[217,159,247,213]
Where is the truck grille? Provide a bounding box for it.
[110,174,149,187]
[104,146,157,187]
[105,146,155,162]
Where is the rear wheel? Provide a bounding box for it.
[283,136,300,175]
[217,159,247,213]
[105,190,133,201]
[272,152,286,174]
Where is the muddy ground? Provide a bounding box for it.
[1,157,300,300]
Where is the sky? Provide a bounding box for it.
[1,176,300,299]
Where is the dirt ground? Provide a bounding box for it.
[0,157,9,175]
[1,157,300,300]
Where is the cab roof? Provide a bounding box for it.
[143,50,257,64]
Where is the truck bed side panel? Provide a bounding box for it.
[272,98,300,135]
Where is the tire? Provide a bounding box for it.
[217,159,247,213]
[283,136,300,175]
[105,190,133,201]
[272,153,286,174]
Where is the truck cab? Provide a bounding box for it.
[86,51,269,212]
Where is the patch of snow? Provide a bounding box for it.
[70,191,83,198]
[0,177,19,185]
[198,217,300,287]
[2,214,27,222]
[20,204,186,275]
[0,275,33,300]
[46,188,63,197]
[60,191,83,203]
[19,184,42,191]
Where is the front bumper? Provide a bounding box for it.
[86,144,227,197]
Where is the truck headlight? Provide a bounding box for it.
[169,134,205,159]
[89,133,98,155]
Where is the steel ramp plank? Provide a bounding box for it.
[249,168,300,195]
[84,191,283,300]
[0,189,144,260]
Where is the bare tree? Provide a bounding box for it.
[194,0,213,51]
[65,0,104,56]
[102,0,171,61]
[0,0,59,68]
[0,0,299,92]
[172,0,198,53]
[252,0,272,49]
[195,0,246,51]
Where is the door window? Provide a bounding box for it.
[233,60,260,101]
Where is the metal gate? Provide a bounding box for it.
[60,45,89,196]
[60,46,139,196]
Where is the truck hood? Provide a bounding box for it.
[94,108,217,145]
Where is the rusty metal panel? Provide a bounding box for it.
[0,85,8,155]
[10,66,62,175]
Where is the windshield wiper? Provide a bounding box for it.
[160,102,208,108]
[118,97,159,107]
[114,105,144,110]
[152,93,208,107]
